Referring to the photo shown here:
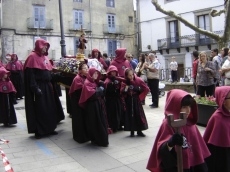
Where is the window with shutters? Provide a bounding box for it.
[106,0,115,7]
[107,14,116,33]
[197,14,210,44]
[73,0,82,2]
[168,20,179,47]
[73,10,84,30]
[108,40,117,56]
[33,5,45,28]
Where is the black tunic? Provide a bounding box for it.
[123,90,148,131]
[105,82,123,132]
[9,70,24,99]
[205,144,230,172]
[159,142,208,172]
[24,68,65,135]
[0,92,17,125]
[85,89,109,147]
[70,89,89,143]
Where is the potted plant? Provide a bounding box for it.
[194,96,218,126]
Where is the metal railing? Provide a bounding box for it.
[157,30,224,50]
[159,67,193,81]
[27,17,53,30]
[68,22,91,31]
[103,24,123,34]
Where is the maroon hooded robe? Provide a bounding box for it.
[0,67,17,125]
[147,89,210,172]
[69,73,89,143]
[121,70,149,132]
[203,86,230,172]
[104,65,123,132]
[79,68,109,147]
[5,54,24,99]
[24,39,65,136]
[110,48,132,77]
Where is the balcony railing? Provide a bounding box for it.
[103,24,123,34]
[159,67,193,81]
[27,17,53,30]
[157,30,224,50]
[69,22,91,32]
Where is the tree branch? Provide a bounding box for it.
[151,0,220,41]
[210,9,226,17]
[222,0,230,43]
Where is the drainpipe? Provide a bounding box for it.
[136,0,142,54]
[89,0,92,52]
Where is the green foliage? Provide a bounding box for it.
[195,96,217,106]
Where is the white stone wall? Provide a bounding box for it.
[139,0,225,69]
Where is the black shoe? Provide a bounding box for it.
[35,133,42,139]
[3,123,9,127]
[137,131,146,137]
[130,131,135,137]
[13,101,18,105]
[149,104,154,107]
[141,101,145,105]
[150,105,158,108]
[50,131,58,135]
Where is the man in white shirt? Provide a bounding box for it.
[169,56,178,83]
[145,53,160,108]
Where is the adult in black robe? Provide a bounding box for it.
[69,63,89,143]
[79,68,110,147]
[5,54,24,102]
[24,39,65,139]
[0,67,17,126]
[104,65,123,132]
[121,68,149,137]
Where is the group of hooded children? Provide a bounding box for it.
[69,61,149,147]
[0,54,24,126]
[0,48,230,172]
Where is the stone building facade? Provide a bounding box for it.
[0,0,136,62]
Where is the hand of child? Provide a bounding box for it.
[35,88,42,96]
[167,133,183,147]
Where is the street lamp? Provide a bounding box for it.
[58,0,66,57]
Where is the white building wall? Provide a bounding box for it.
[139,0,225,71]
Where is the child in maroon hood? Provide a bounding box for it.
[5,54,24,101]
[104,65,123,132]
[203,86,230,172]
[79,68,110,147]
[121,68,149,137]
[0,67,17,126]
[147,89,210,172]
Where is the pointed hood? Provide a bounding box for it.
[114,48,126,63]
[215,86,230,116]
[0,67,10,79]
[107,65,118,76]
[165,89,197,125]
[34,39,50,56]
[5,54,23,71]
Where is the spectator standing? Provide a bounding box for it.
[126,53,137,70]
[145,53,160,108]
[211,49,222,86]
[221,50,230,86]
[220,47,229,86]
[169,56,178,83]
[102,53,111,67]
[192,51,199,94]
[196,51,215,97]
